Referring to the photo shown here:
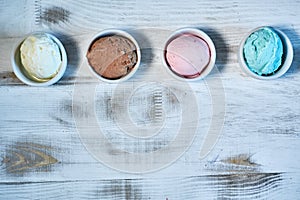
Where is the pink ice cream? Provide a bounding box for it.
[165,34,211,78]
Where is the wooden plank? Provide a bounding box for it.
[0,82,299,179]
[0,173,298,199]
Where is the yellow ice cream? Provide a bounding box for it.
[20,33,62,80]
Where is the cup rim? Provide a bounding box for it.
[86,29,141,83]
[162,27,216,81]
[11,32,67,86]
[238,26,294,80]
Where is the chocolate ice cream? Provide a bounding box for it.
[86,35,137,80]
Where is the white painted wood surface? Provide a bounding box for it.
[1,0,300,199]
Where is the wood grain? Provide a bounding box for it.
[3,142,58,174]
[0,173,292,199]
[1,0,300,199]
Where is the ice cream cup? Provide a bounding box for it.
[86,29,141,83]
[162,27,216,81]
[238,26,293,80]
[11,32,67,86]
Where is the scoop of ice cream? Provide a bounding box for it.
[20,33,62,80]
[165,34,211,78]
[243,27,283,75]
[86,35,137,79]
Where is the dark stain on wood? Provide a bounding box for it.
[210,172,283,198]
[2,142,58,175]
[95,94,115,121]
[0,72,16,79]
[37,6,70,25]
[222,154,258,166]
[0,71,22,85]
[59,99,73,117]
[60,99,91,119]
[51,115,73,127]
[60,98,94,125]
[105,96,114,120]
[96,179,142,200]
[73,100,93,119]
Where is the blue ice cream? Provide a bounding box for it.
[243,27,283,75]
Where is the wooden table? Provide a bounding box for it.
[1,0,300,199]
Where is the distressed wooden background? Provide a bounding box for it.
[1,0,300,199]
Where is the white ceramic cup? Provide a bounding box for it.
[11,32,67,86]
[162,27,216,81]
[86,29,141,83]
[238,26,293,80]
